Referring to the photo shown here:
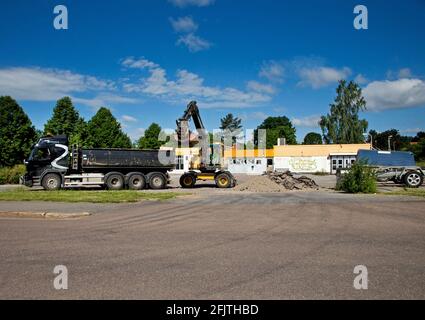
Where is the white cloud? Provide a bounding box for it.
[298,66,351,89]
[398,68,412,79]
[240,111,268,121]
[121,57,159,70]
[401,128,424,134]
[121,57,272,109]
[363,78,425,111]
[246,81,276,94]
[121,115,138,123]
[170,16,198,33]
[0,67,119,103]
[73,94,139,109]
[292,115,321,128]
[259,61,285,83]
[177,33,212,52]
[354,74,368,85]
[169,0,215,7]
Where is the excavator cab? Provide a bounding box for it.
[176,101,236,189]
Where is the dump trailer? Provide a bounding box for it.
[21,135,175,190]
[357,149,424,188]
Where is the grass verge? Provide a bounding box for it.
[0,188,186,203]
[382,188,425,198]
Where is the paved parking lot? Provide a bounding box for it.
[0,182,424,299]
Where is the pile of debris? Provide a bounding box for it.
[266,171,319,190]
[233,171,319,192]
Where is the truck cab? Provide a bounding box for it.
[22,135,69,188]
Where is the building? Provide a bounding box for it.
[224,148,274,174]
[273,144,371,174]
[169,143,371,175]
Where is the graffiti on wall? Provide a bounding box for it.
[289,158,318,171]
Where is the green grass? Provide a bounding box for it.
[0,188,186,203]
[383,188,425,198]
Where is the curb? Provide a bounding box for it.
[0,211,91,219]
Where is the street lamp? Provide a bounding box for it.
[388,135,393,151]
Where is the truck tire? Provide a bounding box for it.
[215,172,232,189]
[42,173,62,191]
[105,173,125,190]
[180,173,196,188]
[127,173,146,190]
[404,171,423,188]
[148,172,166,190]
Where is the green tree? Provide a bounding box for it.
[220,113,242,131]
[254,116,297,149]
[303,132,323,145]
[369,129,411,151]
[85,107,132,148]
[44,97,86,145]
[320,80,368,144]
[138,123,164,149]
[0,96,37,167]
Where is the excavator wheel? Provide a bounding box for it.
[215,172,232,189]
[180,173,197,188]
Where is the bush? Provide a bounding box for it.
[0,165,26,184]
[336,161,377,193]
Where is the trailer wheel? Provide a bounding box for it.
[105,173,125,190]
[149,172,166,190]
[404,171,423,188]
[215,172,232,189]
[127,173,146,190]
[42,173,61,191]
[180,174,196,188]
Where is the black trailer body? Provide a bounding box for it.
[80,149,174,174]
[21,135,175,190]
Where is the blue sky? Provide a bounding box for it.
[1,0,425,142]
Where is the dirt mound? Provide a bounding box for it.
[234,175,286,192]
[234,171,319,192]
[267,171,319,190]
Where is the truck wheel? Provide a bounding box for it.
[128,174,146,190]
[215,172,232,189]
[404,171,423,188]
[42,173,61,191]
[149,173,166,190]
[106,173,124,190]
[180,174,196,188]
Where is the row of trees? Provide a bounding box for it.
[0,95,164,167]
[1,77,424,168]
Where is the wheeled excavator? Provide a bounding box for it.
[176,101,237,188]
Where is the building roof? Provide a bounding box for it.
[224,148,274,158]
[273,144,371,157]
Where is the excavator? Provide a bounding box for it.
[176,101,237,188]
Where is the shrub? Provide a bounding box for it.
[0,165,27,184]
[336,161,377,193]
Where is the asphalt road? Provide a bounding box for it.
[0,191,424,299]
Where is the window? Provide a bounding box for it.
[176,156,184,170]
[256,159,262,165]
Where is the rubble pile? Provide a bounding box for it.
[266,171,319,190]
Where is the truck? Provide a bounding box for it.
[21,135,175,190]
[357,149,424,188]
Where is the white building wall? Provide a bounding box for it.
[227,158,268,175]
[274,156,330,173]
